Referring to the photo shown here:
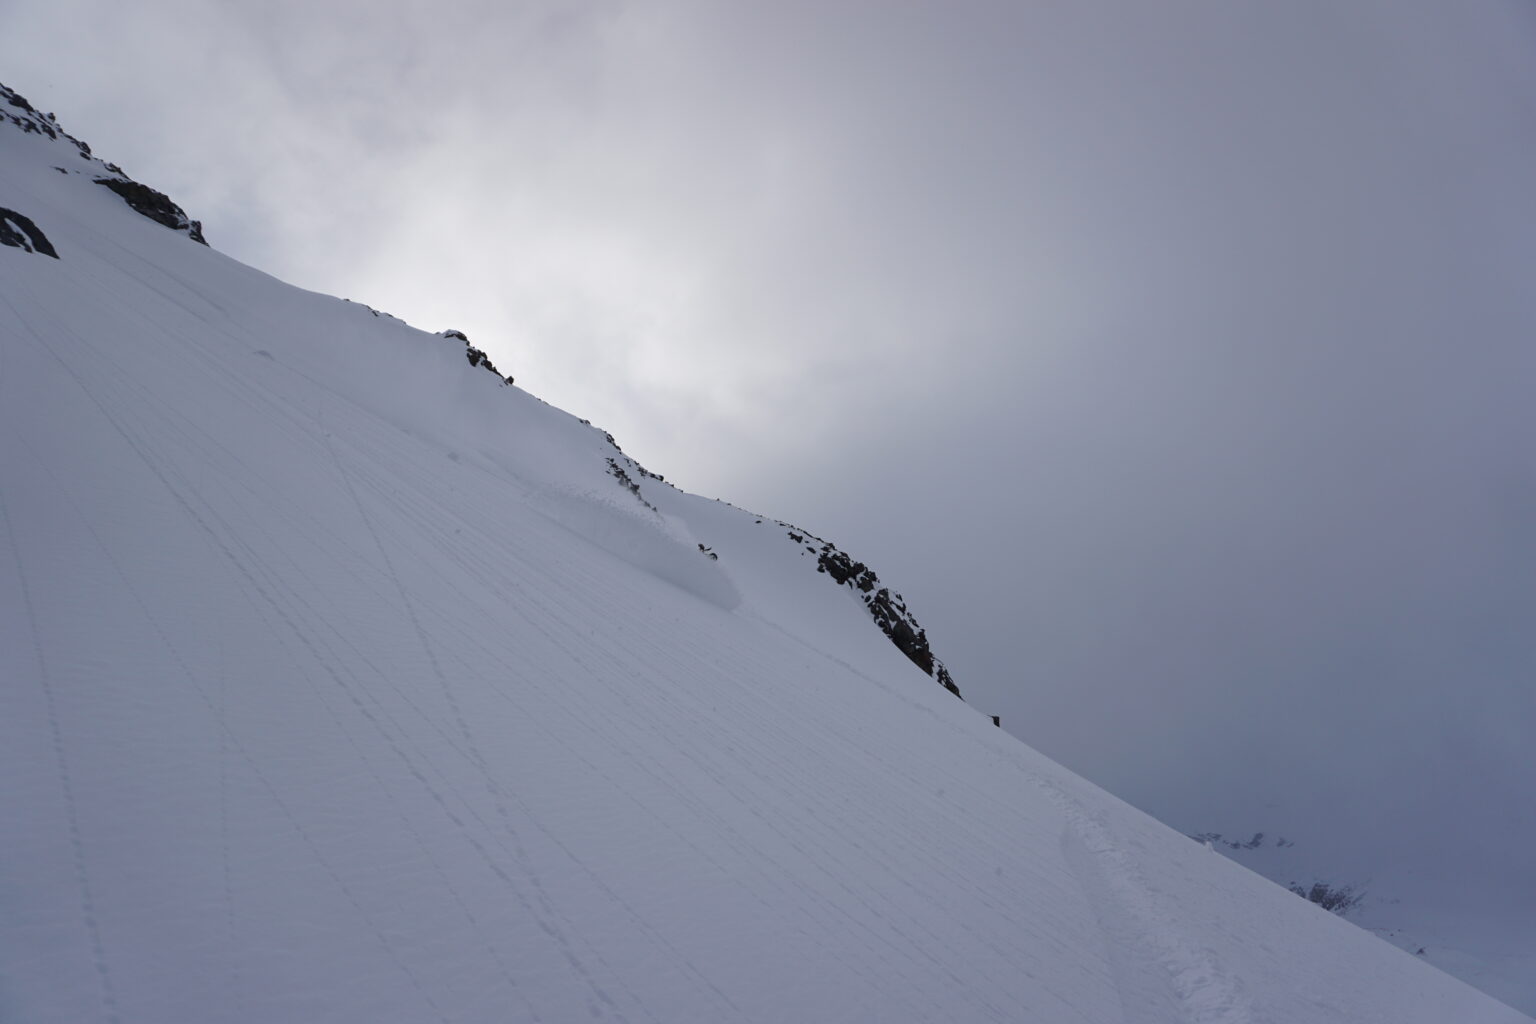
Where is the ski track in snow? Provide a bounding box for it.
[0,461,123,1024]
[1040,777,1260,1024]
[326,431,757,1024]
[5,295,733,1021]
[7,325,461,1024]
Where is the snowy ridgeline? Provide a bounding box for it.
[2,87,1531,1022]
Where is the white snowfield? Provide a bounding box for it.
[2,115,1528,1024]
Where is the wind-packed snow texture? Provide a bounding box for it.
[2,94,1529,1024]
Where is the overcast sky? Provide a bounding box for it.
[7,0,1536,958]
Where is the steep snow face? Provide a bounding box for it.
[2,94,1530,1024]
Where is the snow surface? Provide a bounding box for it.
[2,102,1530,1024]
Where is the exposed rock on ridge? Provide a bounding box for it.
[92,177,206,245]
[0,207,57,257]
[795,526,963,698]
[3,81,206,246]
[565,415,962,699]
[437,328,513,384]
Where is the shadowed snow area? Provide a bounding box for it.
[2,96,1530,1023]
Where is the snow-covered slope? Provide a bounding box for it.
[2,86,1528,1023]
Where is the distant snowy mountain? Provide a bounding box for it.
[1190,827,1534,1015]
[3,83,1529,1023]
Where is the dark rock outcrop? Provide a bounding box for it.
[438,329,513,384]
[92,178,206,245]
[606,457,658,513]
[804,530,962,699]
[0,207,58,258]
[590,427,961,699]
[1,86,90,159]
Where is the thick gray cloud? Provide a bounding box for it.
[7,0,1536,985]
